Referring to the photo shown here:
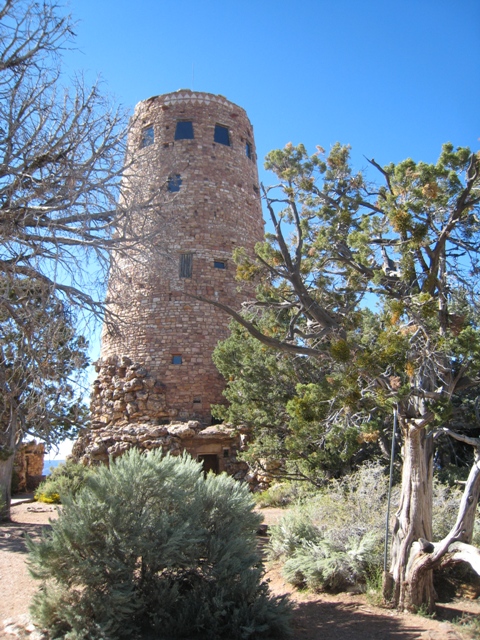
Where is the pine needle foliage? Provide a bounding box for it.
[28,450,291,639]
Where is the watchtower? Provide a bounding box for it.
[95,90,264,425]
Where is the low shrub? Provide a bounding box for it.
[269,462,480,594]
[34,460,93,503]
[254,481,315,508]
[28,450,291,640]
[432,478,480,546]
[269,462,390,592]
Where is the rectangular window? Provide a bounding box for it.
[168,174,182,192]
[214,124,230,146]
[172,355,182,365]
[179,253,193,278]
[175,121,194,140]
[214,260,226,269]
[140,126,154,148]
[245,142,252,159]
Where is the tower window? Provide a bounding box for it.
[175,121,194,140]
[179,253,193,278]
[172,355,182,365]
[245,142,252,159]
[214,125,230,146]
[140,126,154,148]
[214,260,226,269]
[168,174,182,192]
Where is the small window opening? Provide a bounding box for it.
[179,253,193,278]
[223,448,230,458]
[193,397,202,405]
[214,260,226,269]
[175,121,194,140]
[168,174,182,192]
[172,355,182,365]
[140,126,154,148]
[245,142,252,159]
[214,124,230,146]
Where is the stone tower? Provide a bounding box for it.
[93,90,264,426]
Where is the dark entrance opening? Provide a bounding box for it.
[198,454,219,475]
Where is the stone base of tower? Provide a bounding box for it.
[90,354,221,427]
[71,420,250,480]
[84,354,257,484]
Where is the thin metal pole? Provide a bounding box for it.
[384,407,398,573]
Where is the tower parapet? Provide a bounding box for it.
[94,90,264,426]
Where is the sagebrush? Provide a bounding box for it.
[269,462,480,593]
[29,450,291,639]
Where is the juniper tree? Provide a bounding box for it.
[202,142,480,611]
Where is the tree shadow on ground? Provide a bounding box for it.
[0,521,51,553]
[292,599,435,640]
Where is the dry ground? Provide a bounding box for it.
[0,502,479,639]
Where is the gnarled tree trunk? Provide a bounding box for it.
[388,419,435,611]
[387,426,480,612]
[0,421,16,521]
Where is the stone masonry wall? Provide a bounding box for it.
[98,90,264,424]
[13,441,45,492]
[72,420,249,481]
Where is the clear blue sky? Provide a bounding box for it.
[51,0,480,459]
[63,0,479,187]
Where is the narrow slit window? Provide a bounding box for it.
[179,253,193,278]
[214,260,226,269]
[214,124,230,146]
[168,174,182,192]
[245,142,252,159]
[140,126,154,148]
[175,121,194,140]
[172,355,182,365]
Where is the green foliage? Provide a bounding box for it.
[213,322,383,484]
[28,450,291,640]
[35,461,93,504]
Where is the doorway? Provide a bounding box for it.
[198,454,219,475]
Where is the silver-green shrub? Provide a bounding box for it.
[269,462,480,593]
[28,450,291,639]
[269,462,390,592]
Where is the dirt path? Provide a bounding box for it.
[0,503,478,639]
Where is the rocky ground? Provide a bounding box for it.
[1,502,479,639]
